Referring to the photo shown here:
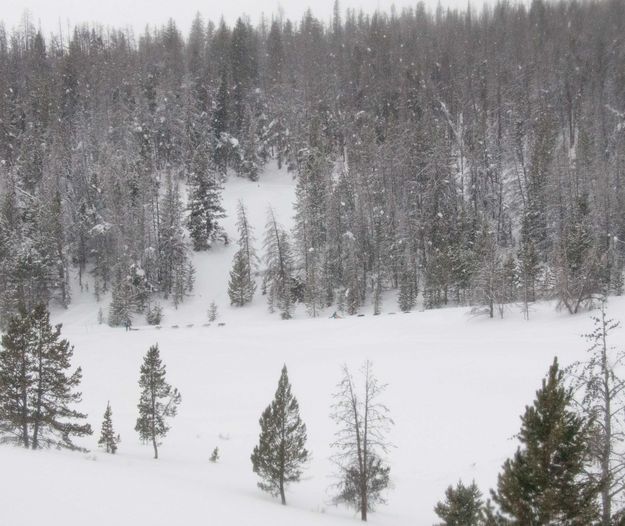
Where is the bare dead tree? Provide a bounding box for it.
[330,361,393,521]
[568,297,625,525]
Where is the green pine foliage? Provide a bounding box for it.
[229,249,255,306]
[0,305,92,449]
[135,344,181,459]
[491,357,599,524]
[251,365,309,505]
[335,453,390,515]
[98,401,119,454]
[434,480,486,526]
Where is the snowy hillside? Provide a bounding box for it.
[0,295,611,525]
[55,162,300,328]
[0,165,616,524]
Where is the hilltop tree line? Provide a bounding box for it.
[1,0,625,325]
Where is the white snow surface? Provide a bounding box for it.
[0,163,616,525]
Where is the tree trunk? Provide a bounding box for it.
[32,351,44,450]
[20,344,29,448]
[151,374,158,459]
[601,322,612,526]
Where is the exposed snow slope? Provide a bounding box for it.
[3,298,615,524]
[1,164,616,525]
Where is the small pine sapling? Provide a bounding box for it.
[210,446,220,463]
[434,480,485,525]
[98,401,119,454]
[208,301,218,322]
[146,304,163,325]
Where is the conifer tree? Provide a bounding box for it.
[434,480,486,526]
[228,250,254,306]
[0,305,92,449]
[186,152,226,251]
[263,208,294,319]
[228,201,258,306]
[207,301,218,322]
[108,274,134,328]
[492,357,599,524]
[0,309,33,446]
[135,344,181,459]
[397,246,418,313]
[251,365,309,505]
[159,176,192,305]
[555,196,601,314]
[294,144,329,317]
[98,401,119,454]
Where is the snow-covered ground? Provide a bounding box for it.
[0,164,617,525]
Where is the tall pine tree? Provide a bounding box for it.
[228,200,258,306]
[186,150,226,251]
[251,365,309,505]
[0,305,92,449]
[263,208,294,319]
[492,357,599,524]
[135,344,181,459]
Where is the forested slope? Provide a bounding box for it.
[1,0,624,325]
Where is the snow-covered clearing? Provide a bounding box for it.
[0,164,616,525]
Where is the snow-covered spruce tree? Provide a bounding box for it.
[229,250,254,307]
[207,301,218,322]
[0,305,92,449]
[135,344,181,459]
[0,182,59,328]
[145,304,163,325]
[263,208,295,319]
[98,401,119,454]
[237,108,262,181]
[186,147,226,251]
[228,201,258,306]
[294,143,330,317]
[108,273,134,327]
[331,361,393,521]
[251,365,309,505]
[397,244,418,313]
[567,297,625,525]
[491,357,599,524]
[434,480,486,526]
[159,175,193,306]
[554,196,601,314]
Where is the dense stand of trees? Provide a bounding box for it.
[1,1,624,323]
